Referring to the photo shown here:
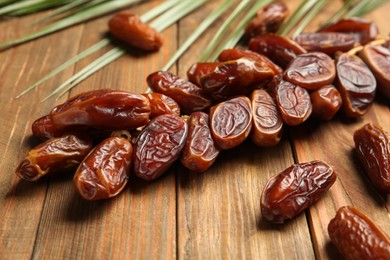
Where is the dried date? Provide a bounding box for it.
[74,137,132,200]
[284,52,336,90]
[187,62,220,87]
[133,114,188,181]
[108,13,163,51]
[210,96,252,150]
[32,115,65,139]
[261,160,336,224]
[353,123,390,194]
[310,85,342,121]
[142,93,180,118]
[328,206,390,260]
[15,134,93,181]
[180,112,220,172]
[250,89,283,147]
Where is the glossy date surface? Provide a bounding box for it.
[310,85,342,121]
[261,160,336,224]
[142,93,180,118]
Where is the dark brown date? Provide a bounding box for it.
[180,112,220,172]
[217,48,283,74]
[293,32,356,56]
[328,206,390,260]
[147,71,212,114]
[15,134,93,181]
[284,52,336,90]
[354,123,390,194]
[210,96,252,150]
[244,2,289,38]
[50,89,151,131]
[133,114,188,181]
[319,17,379,45]
[261,160,336,224]
[248,34,307,68]
[32,115,65,139]
[269,76,312,126]
[360,44,390,100]
[250,89,283,147]
[74,137,132,200]
[200,57,275,100]
[187,62,220,87]
[108,13,163,51]
[142,93,180,118]
[335,53,376,117]
[310,85,343,121]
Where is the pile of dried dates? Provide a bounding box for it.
[15,2,390,258]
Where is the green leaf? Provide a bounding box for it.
[292,0,328,37]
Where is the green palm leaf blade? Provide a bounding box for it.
[292,0,328,37]
[8,0,73,16]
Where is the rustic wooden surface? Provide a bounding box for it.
[0,0,389,259]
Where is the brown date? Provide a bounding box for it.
[293,32,356,56]
[245,2,289,38]
[250,89,283,147]
[200,57,275,100]
[108,13,163,51]
[74,137,132,200]
[15,134,93,181]
[187,62,220,87]
[269,76,312,126]
[310,85,343,121]
[210,96,252,150]
[353,123,390,194]
[50,89,151,131]
[217,48,283,74]
[142,93,180,118]
[180,112,220,172]
[133,114,188,181]
[284,52,336,90]
[319,17,379,45]
[335,53,376,117]
[328,206,390,260]
[248,34,307,68]
[360,44,390,99]
[32,115,65,139]
[261,160,336,224]
[147,71,212,114]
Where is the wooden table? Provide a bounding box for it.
[1,1,389,259]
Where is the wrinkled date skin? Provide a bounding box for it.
[293,32,356,56]
[244,2,289,38]
[180,112,220,172]
[147,71,212,114]
[261,160,336,224]
[335,53,376,117]
[310,85,343,121]
[249,34,307,68]
[328,206,390,260]
[250,89,283,147]
[50,89,151,131]
[108,13,163,51]
[200,57,275,101]
[269,76,312,126]
[217,48,283,74]
[187,62,220,87]
[15,134,93,181]
[133,114,188,181]
[142,93,180,118]
[32,115,66,139]
[210,96,253,150]
[74,137,132,200]
[284,52,336,90]
[354,123,390,194]
[360,45,390,99]
[319,17,379,45]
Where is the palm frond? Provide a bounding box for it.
[292,0,328,37]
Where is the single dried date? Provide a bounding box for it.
[210,96,252,150]
[74,137,132,200]
[50,89,151,131]
[32,115,66,139]
[328,206,390,260]
[142,93,180,118]
[310,85,343,121]
[15,134,93,181]
[250,89,283,147]
[180,112,220,172]
[335,53,376,117]
[261,160,336,224]
[108,13,163,51]
[133,114,188,181]
[353,123,390,194]
[284,52,336,90]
